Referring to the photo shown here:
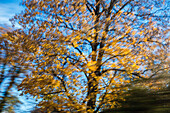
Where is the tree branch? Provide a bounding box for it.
[101,54,130,66]
[40,91,66,95]
[51,70,75,104]
[94,71,117,113]
[101,68,145,79]
[86,0,96,14]
[111,0,133,20]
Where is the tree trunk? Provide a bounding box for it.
[87,75,98,112]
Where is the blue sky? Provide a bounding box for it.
[0,0,23,26]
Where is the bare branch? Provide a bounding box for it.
[86,0,96,14]
[101,54,130,66]
[111,0,133,20]
[101,68,145,79]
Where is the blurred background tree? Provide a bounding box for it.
[0,26,23,112]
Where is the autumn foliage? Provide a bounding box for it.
[1,0,169,112]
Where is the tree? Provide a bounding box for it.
[0,26,23,112]
[8,0,169,112]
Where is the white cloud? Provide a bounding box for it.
[0,3,24,26]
